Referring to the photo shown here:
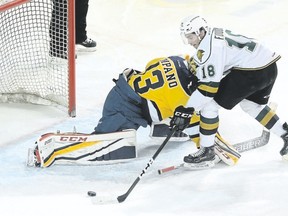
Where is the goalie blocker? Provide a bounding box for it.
[27,129,136,168]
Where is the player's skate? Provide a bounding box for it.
[183,145,216,169]
[76,38,97,52]
[280,122,288,160]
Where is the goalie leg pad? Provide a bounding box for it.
[27,129,137,168]
[214,132,241,166]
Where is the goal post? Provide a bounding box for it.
[67,0,76,117]
[0,0,76,117]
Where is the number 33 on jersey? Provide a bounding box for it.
[127,56,198,121]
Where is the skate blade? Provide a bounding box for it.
[76,45,97,52]
[282,154,288,161]
[183,160,215,170]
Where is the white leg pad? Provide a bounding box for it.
[29,129,137,167]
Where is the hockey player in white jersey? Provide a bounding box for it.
[170,15,288,168]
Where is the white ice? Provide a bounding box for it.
[1,0,288,215]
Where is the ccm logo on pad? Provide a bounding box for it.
[60,136,88,142]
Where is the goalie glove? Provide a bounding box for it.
[170,105,194,131]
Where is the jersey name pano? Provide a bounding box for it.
[160,58,178,88]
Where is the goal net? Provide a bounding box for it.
[0,0,76,117]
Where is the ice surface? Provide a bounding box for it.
[1,1,288,215]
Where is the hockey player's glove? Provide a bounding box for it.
[170,105,194,131]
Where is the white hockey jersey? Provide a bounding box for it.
[186,27,281,111]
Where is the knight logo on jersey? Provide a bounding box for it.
[188,57,198,75]
[197,50,205,62]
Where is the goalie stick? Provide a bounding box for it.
[158,129,270,175]
[89,126,178,204]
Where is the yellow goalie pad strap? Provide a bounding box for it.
[214,145,240,166]
[214,132,241,166]
[215,132,239,152]
[43,141,101,167]
[191,136,200,149]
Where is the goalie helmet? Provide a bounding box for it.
[180,15,208,44]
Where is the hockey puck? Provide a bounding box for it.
[87,191,96,197]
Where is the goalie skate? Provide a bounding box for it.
[27,147,41,167]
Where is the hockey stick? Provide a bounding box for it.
[89,126,178,204]
[233,129,270,153]
[158,129,270,175]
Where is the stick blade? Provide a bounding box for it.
[117,193,128,203]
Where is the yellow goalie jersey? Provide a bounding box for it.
[128,56,198,122]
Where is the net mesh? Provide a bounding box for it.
[0,0,73,112]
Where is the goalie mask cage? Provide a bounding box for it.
[0,0,76,117]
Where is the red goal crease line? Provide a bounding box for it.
[0,0,31,12]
